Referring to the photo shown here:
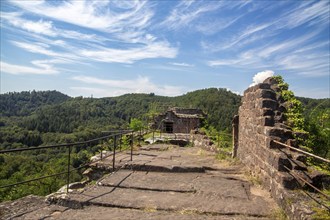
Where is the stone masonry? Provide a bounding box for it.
[233,77,322,219]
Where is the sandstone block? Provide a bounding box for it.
[275,173,297,190]
[293,153,307,163]
[256,89,277,100]
[264,127,293,139]
[260,116,275,126]
[261,108,275,117]
[290,160,308,171]
[259,99,278,110]
[263,77,278,85]
[254,83,271,90]
[276,156,293,172]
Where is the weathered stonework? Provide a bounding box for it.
[153,108,205,133]
[234,77,319,219]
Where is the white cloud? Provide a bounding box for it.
[10,41,80,62]
[2,12,55,36]
[71,75,184,97]
[195,15,242,35]
[250,70,274,87]
[169,62,194,67]
[207,59,238,67]
[283,1,329,28]
[11,41,58,57]
[10,0,153,36]
[207,29,329,77]
[202,1,329,53]
[80,42,177,64]
[2,2,177,65]
[161,1,223,30]
[20,19,55,36]
[0,61,58,75]
[1,12,109,43]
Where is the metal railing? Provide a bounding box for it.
[272,140,330,164]
[272,140,330,211]
[0,130,134,194]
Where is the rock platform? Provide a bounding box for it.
[1,144,279,219]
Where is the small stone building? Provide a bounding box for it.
[153,108,205,133]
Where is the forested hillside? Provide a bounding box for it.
[1,90,328,152]
[0,88,241,201]
[0,90,70,117]
[1,88,241,149]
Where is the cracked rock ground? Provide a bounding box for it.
[1,145,279,219]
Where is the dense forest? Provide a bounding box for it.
[0,88,329,202]
[0,88,241,201]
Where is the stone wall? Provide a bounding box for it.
[153,108,204,134]
[234,78,315,219]
[191,133,232,157]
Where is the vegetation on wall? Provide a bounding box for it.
[272,75,305,131]
[272,76,330,167]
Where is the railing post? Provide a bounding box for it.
[152,130,155,143]
[130,131,133,161]
[113,136,116,171]
[119,133,122,152]
[67,145,71,193]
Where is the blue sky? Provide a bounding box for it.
[0,0,329,98]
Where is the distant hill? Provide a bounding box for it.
[1,90,328,134]
[0,90,70,117]
[296,97,330,118]
[0,89,241,133]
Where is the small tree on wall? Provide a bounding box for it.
[272,75,305,131]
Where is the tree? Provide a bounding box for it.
[129,118,144,132]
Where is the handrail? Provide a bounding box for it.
[283,166,330,200]
[0,130,133,154]
[0,130,134,194]
[283,165,330,211]
[272,140,330,164]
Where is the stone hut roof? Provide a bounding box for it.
[168,107,205,119]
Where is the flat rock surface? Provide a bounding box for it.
[1,145,278,219]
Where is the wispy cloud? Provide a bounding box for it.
[169,62,194,67]
[10,40,79,61]
[9,0,154,40]
[2,12,112,45]
[80,41,177,64]
[71,75,184,97]
[2,1,177,67]
[202,1,329,53]
[195,15,242,36]
[207,22,329,77]
[202,22,274,52]
[283,0,329,28]
[0,61,58,75]
[161,1,223,30]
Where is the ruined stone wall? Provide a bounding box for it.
[155,111,202,134]
[235,78,313,219]
[173,117,201,133]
